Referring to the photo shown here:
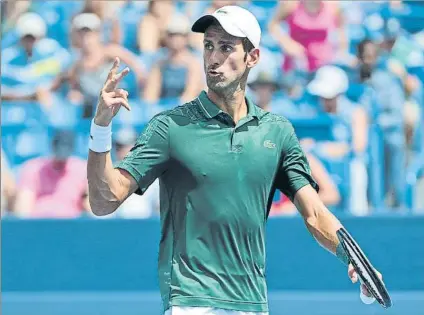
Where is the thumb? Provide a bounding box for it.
[348,264,358,283]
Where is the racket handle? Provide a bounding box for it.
[360,291,376,305]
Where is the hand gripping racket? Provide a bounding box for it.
[337,228,392,308]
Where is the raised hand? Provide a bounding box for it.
[94,57,131,127]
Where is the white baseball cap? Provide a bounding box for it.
[167,13,191,35]
[72,13,102,31]
[191,5,261,48]
[15,12,47,38]
[307,66,349,99]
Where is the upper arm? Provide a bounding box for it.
[269,1,296,27]
[182,59,202,101]
[275,124,319,202]
[352,106,368,153]
[138,15,160,53]
[143,63,162,102]
[115,114,171,195]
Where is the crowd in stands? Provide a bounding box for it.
[1,0,424,219]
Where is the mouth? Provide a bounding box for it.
[208,69,221,77]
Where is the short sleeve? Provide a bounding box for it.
[115,114,170,195]
[275,126,319,201]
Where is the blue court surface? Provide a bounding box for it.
[2,291,423,315]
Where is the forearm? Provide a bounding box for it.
[87,150,124,215]
[305,203,343,254]
[294,187,343,254]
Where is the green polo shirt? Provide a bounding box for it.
[116,91,318,313]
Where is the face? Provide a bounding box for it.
[80,29,101,52]
[166,32,188,51]
[203,23,259,94]
[20,35,37,54]
[303,0,323,12]
[360,42,378,66]
[321,97,338,113]
[52,139,74,161]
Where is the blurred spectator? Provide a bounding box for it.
[1,150,17,216]
[247,71,300,118]
[138,0,175,54]
[268,0,348,74]
[143,13,203,104]
[112,128,159,218]
[71,0,122,49]
[43,13,144,117]
[0,0,31,34]
[1,12,72,102]
[357,39,407,208]
[270,152,341,216]
[14,130,89,218]
[306,66,369,214]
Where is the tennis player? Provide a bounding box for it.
[87,6,383,315]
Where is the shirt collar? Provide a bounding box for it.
[197,91,261,119]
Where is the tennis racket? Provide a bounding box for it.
[336,228,392,309]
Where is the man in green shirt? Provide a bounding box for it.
[87,5,382,315]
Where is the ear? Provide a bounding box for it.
[246,48,260,69]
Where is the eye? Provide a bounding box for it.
[204,43,213,51]
[221,45,233,53]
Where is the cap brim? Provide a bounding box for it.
[307,82,338,99]
[191,14,245,38]
[191,15,216,33]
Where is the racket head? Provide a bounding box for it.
[337,228,392,309]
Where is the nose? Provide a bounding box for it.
[207,49,221,67]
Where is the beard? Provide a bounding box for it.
[206,69,249,96]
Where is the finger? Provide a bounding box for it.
[361,284,372,297]
[115,88,129,98]
[348,266,358,283]
[107,57,120,80]
[105,67,130,91]
[108,89,129,99]
[110,97,131,111]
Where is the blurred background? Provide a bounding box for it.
[1,0,423,314]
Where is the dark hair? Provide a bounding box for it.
[357,39,374,58]
[242,38,255,53]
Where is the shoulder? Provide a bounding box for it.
[156,99,206,121]
[36,38,66,55]
[20,157,47,173]
[2,46,21,63]
[259,111,292,127]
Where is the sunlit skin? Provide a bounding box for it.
[202,23,259,120]
[360,41,378,67]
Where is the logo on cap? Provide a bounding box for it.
[216,9,228,15]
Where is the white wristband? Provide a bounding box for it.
[89,119,112,153]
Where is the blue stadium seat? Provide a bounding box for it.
[114,100,148,127]
[1,125,51,166]
[1,101,47,126]
[118,1,148,53]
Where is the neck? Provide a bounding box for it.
[169,48,186,61]
[259,102,270,112]
[207,87,248,124]
[52,159,67,170]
